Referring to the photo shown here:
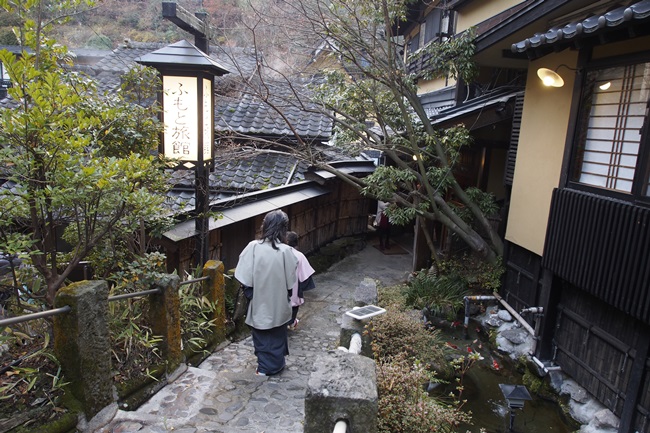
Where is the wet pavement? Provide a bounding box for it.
[94,237,413,433]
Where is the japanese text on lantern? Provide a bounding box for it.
[163,75,198,161]
[202,78,212,161]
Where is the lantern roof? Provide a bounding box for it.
[135,40,231,76]
[499,384,532,402]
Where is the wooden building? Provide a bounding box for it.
[396,1,650,431]
[160,161,375,275]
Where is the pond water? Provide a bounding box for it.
[432,321,578,433]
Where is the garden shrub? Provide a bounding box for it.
[403,271,468,320]
[178,271,218,357]
[377,282,408,309]
[0,322,69,418]
[367,307,449,373]
[377,353,472,433]
[86,34,112,49]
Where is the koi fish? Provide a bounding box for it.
[466,346,473,353]
[445,342,459,350]
[492,359,500,370]
[451,321,461,328]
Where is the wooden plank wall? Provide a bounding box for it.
[502,241,541,313]
[168,179,371,277]
[554,283,650,432]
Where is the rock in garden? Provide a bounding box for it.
[501,328,528,345]
[497,309,513,322]
[594,408,619,429]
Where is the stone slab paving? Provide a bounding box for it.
[94,237,413,433]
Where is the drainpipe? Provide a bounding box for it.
[492,292,536,337]
[464,295,496,337]
[464,293,559,375]
[463,293,537,338]
[333,420,348,433]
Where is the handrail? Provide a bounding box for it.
[1,277,209,326]
[0,305,71,327]
[108,288,162,302]
[179,276,209,286]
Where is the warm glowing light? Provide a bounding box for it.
[163,75,199,161]
[599,81,611,90]
[537,68,564,88]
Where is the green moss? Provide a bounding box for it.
[6,395,80,433]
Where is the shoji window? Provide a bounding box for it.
[572,61,650,197]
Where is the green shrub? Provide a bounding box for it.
[0,29,17,45]
[437,255,504,293]
[85,34,112,49]
[178,271,217,355]
[377,353,472,433]
[377,283,408,309]
[403,271,468,320]
[367,307,447,367]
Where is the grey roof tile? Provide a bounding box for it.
[512,0,650,54]
[215,92,333,140]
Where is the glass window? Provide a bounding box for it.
[572,61,650,196]
[424,9,442,44]
[408,32,419,54]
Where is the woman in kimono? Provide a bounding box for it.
[234,210,298,376]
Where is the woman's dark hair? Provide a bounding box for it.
[260,210,289,250]
[286,231,298,248]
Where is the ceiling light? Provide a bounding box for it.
[599,81,611,90]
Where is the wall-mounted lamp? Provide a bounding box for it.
[537,64,578,88]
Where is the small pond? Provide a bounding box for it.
[431,320,578,433]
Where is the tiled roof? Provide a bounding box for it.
[211,150,307,191]
[92,41,167,74]
[163,150,309,214]
[511,0,650,55]
[216,93,333,141]
[0,41,335,220]
[169,150,306,192]
[82,41,260,94]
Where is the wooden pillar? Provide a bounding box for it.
[618,328,650,433]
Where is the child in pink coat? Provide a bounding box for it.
[286,231,316,329]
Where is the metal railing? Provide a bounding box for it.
[0,305,71,327]
[0,262,227,424]
[179,275,209,286]
[0,275,212,327]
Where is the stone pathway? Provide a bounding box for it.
[93,237,413,433]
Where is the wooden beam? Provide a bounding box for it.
[162,2,207,36]
[162,2,209,53]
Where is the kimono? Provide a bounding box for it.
[234,239,298,375]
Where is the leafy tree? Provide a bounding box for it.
[0,0,169,306]
[223,0,503,264]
